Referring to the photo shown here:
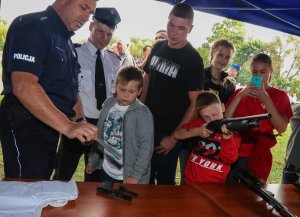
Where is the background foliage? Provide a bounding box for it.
[0,18,8,50]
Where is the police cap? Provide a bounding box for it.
[93,8,121,29]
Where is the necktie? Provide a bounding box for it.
[95,50,106,110]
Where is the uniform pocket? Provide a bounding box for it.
[53,47,67,63]
[2,95,32,131]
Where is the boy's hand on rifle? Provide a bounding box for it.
[201,124,213,138]
[221,124,233,139]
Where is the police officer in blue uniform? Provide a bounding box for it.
[0,0,98,179]
[54,8,122,181]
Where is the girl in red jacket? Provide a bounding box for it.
[225,53,292,182]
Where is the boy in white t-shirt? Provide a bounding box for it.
[86,66,154,184]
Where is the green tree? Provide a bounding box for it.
[0,17,9,50]
[129,37,153,59]
[264,35,300,93]
[280,35,300,79]
[234,40,267,66]
[233,40,267,85]
[205,19,246,49]
[264,36,286,76]
[289,80,300,100]
[196,47,210,68]
[270,73,290,91]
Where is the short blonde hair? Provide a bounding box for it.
[116,66,143,89]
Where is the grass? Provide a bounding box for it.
[268,126,291,183]
[0,126,291,183]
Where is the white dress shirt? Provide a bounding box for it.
[77,40,121,119]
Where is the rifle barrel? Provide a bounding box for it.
[224,113,272,123]
[236,168,297,217]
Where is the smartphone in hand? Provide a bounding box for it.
[250,75,262,88]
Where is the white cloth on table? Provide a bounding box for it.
[0,180,78,217]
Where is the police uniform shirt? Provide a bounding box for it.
[2,6,79,116]
[77,40,121,119]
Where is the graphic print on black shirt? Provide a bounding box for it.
[150,55,180,78]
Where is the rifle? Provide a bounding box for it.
[206,113,272,133]
[235,168,297,217]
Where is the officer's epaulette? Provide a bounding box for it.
[107,49,121,60]
[13,11,47,30]
[73,43,82,48]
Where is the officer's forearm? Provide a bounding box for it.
[12,71,71,133]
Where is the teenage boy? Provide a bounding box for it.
[86,66,154,184]
[141,3,204,185]
[174,92,240,183]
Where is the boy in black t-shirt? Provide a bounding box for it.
[141,3,204,185]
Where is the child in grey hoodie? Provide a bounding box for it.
[86,66,154,184]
